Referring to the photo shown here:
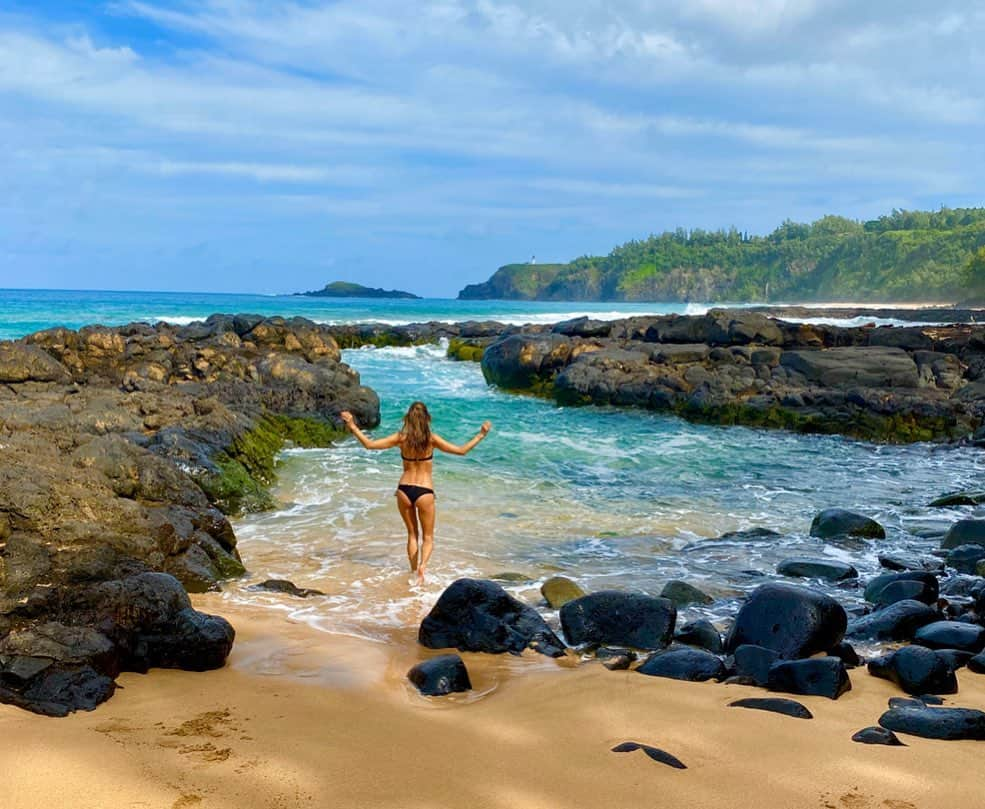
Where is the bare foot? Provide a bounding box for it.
[417,566,426,584]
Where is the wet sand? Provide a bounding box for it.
[3,602,985,809]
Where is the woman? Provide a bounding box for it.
[339,402,491,583]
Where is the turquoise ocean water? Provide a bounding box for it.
[3,288,983,648]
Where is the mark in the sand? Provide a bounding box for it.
[819,789,918,809]
[165,709,234,739]
[177,742,233,763]
[171,794,203,809]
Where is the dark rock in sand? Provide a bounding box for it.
[930,492,985,508]
[674,619,723,654]
[725,583,847,660]
[913,621,985,653]
[879,705,985,741]
[611,742,687,769]
[941,520,985,549]
[419,579,566,657]
[889,697,929,709]
[660,580,713,607]
[247,579,326,598]
[637,647,725,682]
[828,641,862,668]
[936,649,974,671]
[728,697,813,719]
[767,657,852,700]
[852,727,906,746]
[777,558,858,582]
[596,647,637,670]
[560,591,676,650]
[733,644,780,687]
[968,651,985,674]
[846,600,939,641]
[867,646,958,695]
[945,544,985,574]
[810,509,886,540]
[864,571,939,606]
[540,576,587,609]
[407,654,472,696]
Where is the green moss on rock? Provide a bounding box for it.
[203,414,346,515]
[447,338,486,362]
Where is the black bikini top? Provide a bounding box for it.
[401,453,433,462]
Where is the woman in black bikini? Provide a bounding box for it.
[339,402,491,583]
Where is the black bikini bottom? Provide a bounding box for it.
[397,484,435,505]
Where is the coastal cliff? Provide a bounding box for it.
[0,314,378,715]
[458,207,985,302]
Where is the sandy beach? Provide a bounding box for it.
[3,599,984,809]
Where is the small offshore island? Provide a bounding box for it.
[296,280,421,299]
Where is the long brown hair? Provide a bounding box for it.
[401,401,432,456]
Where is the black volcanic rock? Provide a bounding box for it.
[728,697,813,719]
[846,599,939,641]
[810,509,886,540]
[913,621,985,653]
[636,647,725,682]
[419,579,566,657]
[867,646,958,696]
[767,657,852,700]
[407,654,472,696]
[879,705,985,740]
[560,591,677,650]
[725,583,847,660]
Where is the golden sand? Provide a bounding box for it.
[3,602,984,809]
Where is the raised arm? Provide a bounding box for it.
[432,421,492,456]
[340,411,402,450]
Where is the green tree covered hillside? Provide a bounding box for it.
[459,208,985,302]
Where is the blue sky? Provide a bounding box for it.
[1,1,983,296]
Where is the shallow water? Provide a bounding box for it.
[3,288,981,655]
[224,342,985,649]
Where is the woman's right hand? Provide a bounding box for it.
[340,410,355,428]
[479,420,492,435]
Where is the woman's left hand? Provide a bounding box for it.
[480,420,492,435]
[340,410,355,428]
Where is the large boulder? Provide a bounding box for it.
[767,657,852,700]
[777,558,858,581]
[879,705,985,741]
[941,520,985,550]
[418,579,565,657]
[864,571,939,606]
[480,334,572,390]
[846,600,939,641]
[636,647,725,682]
[810,509,886,540]
[867,646,958,696]
[0,573,233,715]
[725,583,847,659]
[913,621,985,654]
[560,591,677,650]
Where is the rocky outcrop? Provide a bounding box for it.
[0,314,379,714]
[479,310,985,443]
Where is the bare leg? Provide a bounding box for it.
[416,495,436,582]
[396,491,420,572]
